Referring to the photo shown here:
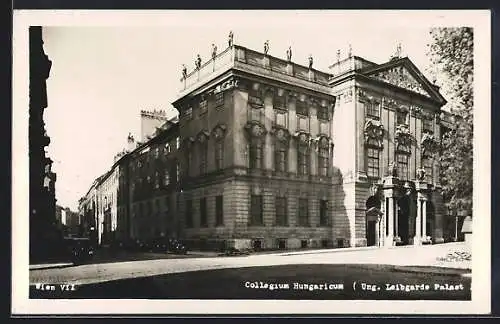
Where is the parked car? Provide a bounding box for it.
[63,237,94,265]
[167,239,188,255]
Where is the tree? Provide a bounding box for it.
[427,27,473,215]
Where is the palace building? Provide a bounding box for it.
[80,37,454,250]
[172,39,449,249]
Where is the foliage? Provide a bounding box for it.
[427,27,473,214]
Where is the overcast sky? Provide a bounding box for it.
[42,11,443,211]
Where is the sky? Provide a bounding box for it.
[41,11,440,211]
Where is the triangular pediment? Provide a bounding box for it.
[361,58,446,105]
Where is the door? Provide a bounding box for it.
[367,220,376,246]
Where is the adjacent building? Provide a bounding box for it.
[80,38,457,250]
[29,26,59,262]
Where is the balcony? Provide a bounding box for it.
[178,44,333,98]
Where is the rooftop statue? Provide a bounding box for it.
[211,43,218,59]
[264,40,269,55]
[286,46,292,62]
[195,54,202,69]
[228,31,234,47]
[308,54,313,69]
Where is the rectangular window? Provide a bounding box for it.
[199,99,208,115]
[317,106,329,121]
[422,118,434,133]
[397,154,409,181]
[215,195,224,226]
[215,141,224,171]
[298,198,309,226]
[275,197,288,226]
[164,170,170,186]
[367,148,380,178]
[185,107,193,120]
[185,199,193,228]
[298,149,309,175]
[296,100,308,116]
[274,95,286,110]
[275,144,287,172]
[397,110,408,125]
[250,195,263,225]
[318,147,329,176]
[249,140,263,169]
[200,143,208,174]
[297,116,309,132]
[320,200,329,226]
[366,101,380,119]
[200,198,208,227]
[276,111,287,128]
[423,158,433,183]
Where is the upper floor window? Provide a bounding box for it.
[215,92,224,108]
[422,157,433,183]
[297,146,310,176]
[275,196,288,226]
[274,94,286,110]
[366,101,380,119]
[317,105,329,121]
[275,111,288,128]
[296,99,308,116]
[396,110,409,125]
[396,152,409,181]
[422,117,434,133]
[319,199,329,226]
[199,98,208,116]
[275,142,288,172]
[215,140,224,171]
[185,107,193,120]
[366,139,381,178]
[298,198,309,226]
[318,146,329,177]
[249,139,264,169]
[199,142,208,175]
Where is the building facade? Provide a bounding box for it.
[29,26,59,261]
[172,42,449,249]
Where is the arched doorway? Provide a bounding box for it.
[366,196,382,246]
[397,196,410,245]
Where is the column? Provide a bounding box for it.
[394,201,399,238]
[375,218,380,247]
[414,193,422,245]
[422,197,427,239]
[386,193,394,247]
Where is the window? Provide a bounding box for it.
[366,142,380,178]
[422,118,434,133]
[185,200,193,228]
[199,98,208,115]
[275,143,288,172]
[249,139,263,169]
[397,110,408,125]
[200,142,208,174]
[423,158,433,183]
[250,195,263,225]
[215,92,224,108]
[275,111,287,128]
[215,195,224,226]
[298,198,309,226]
[275,197,288,226]
[274,94,286,110]
[318,106,329,121]
[164,170,170,186]
[296,100,308,116]
[320,200,329,226]
[185,107,193,120]
[366,101,380,119]
[397,153,409,181]
[200,198,208,227]
[318,147,329,176]
[215,141,224,171]
[297,147,309,175]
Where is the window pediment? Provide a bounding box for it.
[364,119,384,147]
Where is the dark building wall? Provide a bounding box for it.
[29,26,58,262]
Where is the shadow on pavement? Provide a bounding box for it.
[30,263,471,300]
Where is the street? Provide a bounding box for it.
[29,242,471,300]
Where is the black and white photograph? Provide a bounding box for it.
[12,10,490,315]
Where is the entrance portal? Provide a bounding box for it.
[366,196,381,247]
[397,196,410,245]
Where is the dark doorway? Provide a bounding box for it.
[301,240,308,248]
[252,239,262,250]
[277,239,286,250]
[397,196,410,244]
[366,220,377,246]
[366,195,381,247]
